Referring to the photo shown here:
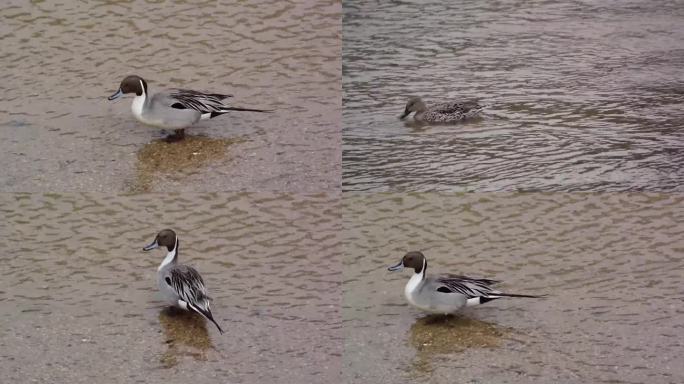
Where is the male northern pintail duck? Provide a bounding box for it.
[388,251,542,314]
[109,75,269,140]
[143,229,224,334]
[399,96,484,123]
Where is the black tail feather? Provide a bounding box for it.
[221,106,272,113]
[209,107,272,118]
[188,303,224,334]
[210,111,227,118]
[494,292,546,298]
[206,314,224,334]
[479,297,500,304]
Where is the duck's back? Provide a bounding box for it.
[159,264,210,306]
[421,101,484,123]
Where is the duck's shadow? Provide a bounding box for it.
[127,134,244,192]
[158,306,214,368]
[407,314,507,377]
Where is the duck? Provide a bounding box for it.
[143,229,224,333]
[399,96,484,123]
[388,251,542,314]
[108,75,269,141]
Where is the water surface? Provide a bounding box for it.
[343,193,684,383]
[343,0,684,191]
[0,193,341,383]
[0,0,340,192]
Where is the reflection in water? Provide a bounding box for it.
[0,0,339,193]
[401,120,431,131]
[130,135,241,192]
[2,193,341,383]
[402,116,486,130]
[158,307,213,368]
[408,315,505,377]
[343,193,684,383]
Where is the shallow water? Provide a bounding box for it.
[0,0,340,192]
[0,193,341,383]
[343,193,684,383]
[343,0,684,192]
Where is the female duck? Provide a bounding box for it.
[143,229,224,333]
[399,96,484,123]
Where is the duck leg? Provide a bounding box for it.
[165,129,186,142]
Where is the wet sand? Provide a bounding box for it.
[0,0,340,192]
[0,193,341,383]
[343,193,684,383]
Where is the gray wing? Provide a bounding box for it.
[167,265,210,305]
[166,265,224,334]
[434,275,500,297]
[150,92,182,108]
[166,89,232,113]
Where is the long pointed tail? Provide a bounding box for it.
[208,107,272,119]
[220,106,272,113]
[188,303,225,334]
[206,314,224,334]
[492,292,546,298]
[467,292,545,307]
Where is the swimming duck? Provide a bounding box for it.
[399,96,484,123]
[143,229,224,333]
[109,75,269,141]
[388,251,542,314]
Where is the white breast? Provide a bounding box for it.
[404,273,423,307]
[131,94,165,127]
[131,95,146,121]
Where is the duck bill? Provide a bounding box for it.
[108,88,123,101]
[399,108,411,120]
[387,260,404,272]
[142,239,159,251]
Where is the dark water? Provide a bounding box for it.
[343,193,684,383]
[343,0,684,192]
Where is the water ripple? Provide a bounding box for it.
[343,0,684,191]
[343,193,684,383]
[0,0,340,192]
[0,192,342,383]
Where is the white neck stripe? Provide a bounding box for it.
[158,238,178,271]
